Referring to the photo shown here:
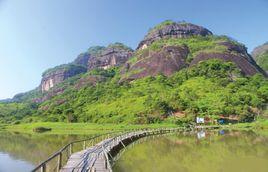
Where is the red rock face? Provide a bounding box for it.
[41,65,87,92]
[41,70,66,92]
[75,75,106,89]
[121,45,189,81]
[137,23,212,50]
[190,52,266,76]
[88,47,133,70]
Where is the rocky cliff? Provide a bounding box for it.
[122,22,266,81]
[88,43,133,70]
[73,52,90,67]
[41,64,87,92]
[40,43,132,93]
[121,45,189,81]
[137,21,212,50]
[190,41,266,76]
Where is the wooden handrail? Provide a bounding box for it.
[32,127,183,172]
[31,131,118,172]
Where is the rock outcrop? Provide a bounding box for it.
[41,64,86,92]
[190,41,266,76]
[39,43,132,93]
[190,52,264,76]
[137,21,212,50]
[121,45,189,81]
[88,43,133,70]
[122,22,266,81]
[73,52,90,67]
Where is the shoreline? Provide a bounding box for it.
[1,120,268,135]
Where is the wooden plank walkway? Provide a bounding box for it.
[60,129,180,172]
[32,125,223,172]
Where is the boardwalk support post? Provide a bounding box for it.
[41,164,46,172]
[69,143,73,155]
[57,152,62,172]
[83,141,86,149]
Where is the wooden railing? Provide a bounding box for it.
[70,128,185,171]
[31,132,118,172]
[31,127,187,172]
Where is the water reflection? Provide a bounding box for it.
[196,130,206,139]
[0,131,94,172]
[0,152,34,172]
[113,130,268,172]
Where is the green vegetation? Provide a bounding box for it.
[228,119,268,130]
[255,51,268,71]
[0,102,38,124]
[85,43,132,59]
[87,46,105,56]
[107,42,132,51]
[149,20,176,32]
[11,88,42,103]
[148,20,196,34]
[42,63,87,77]
[1,59,267,125]
[5,122,177,134]
[144,35,244,62]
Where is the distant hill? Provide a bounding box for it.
[252,42,268,73]
[0,20,267,124]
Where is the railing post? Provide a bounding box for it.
[104,155,107,169]
[57,152,62,172]
[41,164,46,172]
[83,141,86,149]
[69,143,73,155]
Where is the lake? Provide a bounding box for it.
[0,130,267,172]
[113,130,268,172]
[0,131,93,172]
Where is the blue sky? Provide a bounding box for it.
[0,0,268,99]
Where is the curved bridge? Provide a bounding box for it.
[32,128,183,172]
[61,128,182,172]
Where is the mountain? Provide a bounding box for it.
[0,21,267,124]
[121,21,265,81]
[252,42,268,73]
[40,43,133,93]
[137,21,212,50]
[88,43,133,70]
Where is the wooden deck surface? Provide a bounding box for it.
[60,128,181,172]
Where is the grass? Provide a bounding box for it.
[226,119,268,130]
[2,119,268,135]
[148,20,175,33]
[3,122,178,134]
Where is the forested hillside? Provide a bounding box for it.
[0,21,267,124]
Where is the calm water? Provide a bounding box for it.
[113,130,268,172]
[0,130,267,172]
[0,131,93,172]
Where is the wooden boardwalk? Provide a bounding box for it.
[60,128,181,172]
[31,126,223,172]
